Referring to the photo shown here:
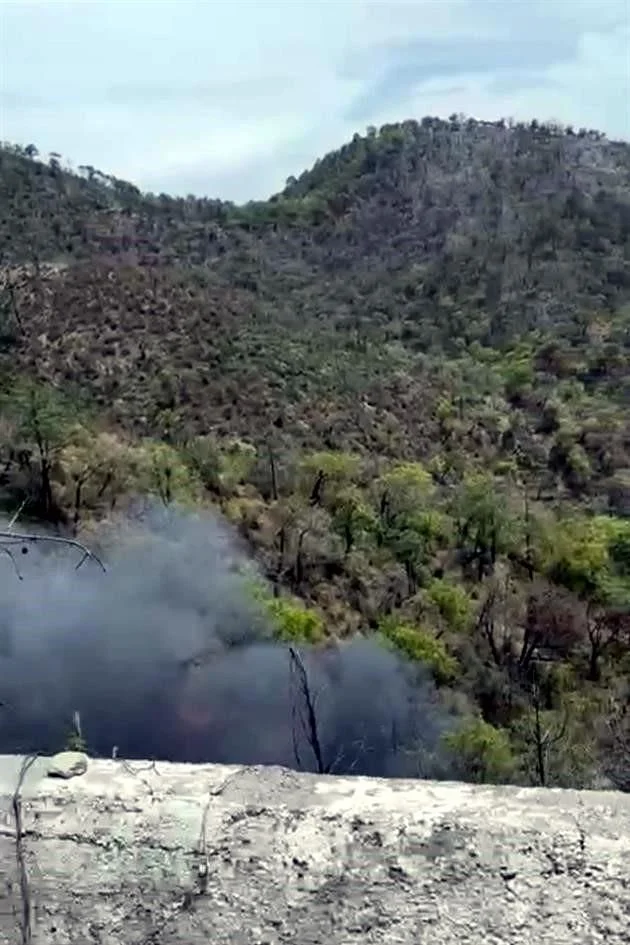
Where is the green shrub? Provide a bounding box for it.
[444,718,516,783]
[378,617,458,683]
[426,579,473,633]
[267,596,325,643]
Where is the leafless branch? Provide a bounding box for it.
[12,754,40,945]
[325,738,367,777]
[0,545,24,580]
[197,769,244,855]
[528,683,570,786]
[7,498,28,531]
[0,500,30,578]
[0,530,106,572]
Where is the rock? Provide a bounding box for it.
[46,750,88,779]
[0,755,629,944]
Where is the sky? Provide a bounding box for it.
[0,0,629,202]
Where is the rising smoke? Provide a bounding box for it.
[0,505,456,778]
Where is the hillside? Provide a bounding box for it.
[1,116,630,791]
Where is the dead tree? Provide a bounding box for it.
[288,646,328,774]
[527,683,568,787]
[287,645,368,777]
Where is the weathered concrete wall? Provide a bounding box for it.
[0,754,629,944]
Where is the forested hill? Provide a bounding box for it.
[1,116,630,791]
[3,118,630,326]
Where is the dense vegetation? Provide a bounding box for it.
[1,115,630,789]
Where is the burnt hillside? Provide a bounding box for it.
[1,117,630,792]
[1,116,630,449]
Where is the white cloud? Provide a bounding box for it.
[0,0,628,201]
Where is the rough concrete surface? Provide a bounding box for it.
[0,755,629,944]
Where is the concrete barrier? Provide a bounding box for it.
[1,754,629,944]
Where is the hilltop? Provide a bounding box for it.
[1,116,630,791]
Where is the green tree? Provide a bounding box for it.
[377,461,433,524]
[59,428,140,529]
[541,515,616,598]
[386,511,447,594]
[217,438,258,491]
[608,519,630,578]
[298,450,362,508]
[377,462,446,592]
[0,379,77,520]
[501,350,534,405]
[181,434,223,492]
[136,440,201,506]
[330,485,377,554]
[454,474,511,581]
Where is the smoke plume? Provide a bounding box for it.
[0,505,455,778]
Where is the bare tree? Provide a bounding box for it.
[288,646,328,774]
[474,577,583,678]
[585,604,630,683]
[287,645,367,777]
[526,683,568,787]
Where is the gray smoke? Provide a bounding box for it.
[0,505,455,778]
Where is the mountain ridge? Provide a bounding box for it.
[2,115,630,458]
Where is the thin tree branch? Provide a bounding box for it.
[12,754,40,945]
[0,531,106,572]
[7,497,28,531]
[0,545,24,580]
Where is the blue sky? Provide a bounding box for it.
[1,0,628,201]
